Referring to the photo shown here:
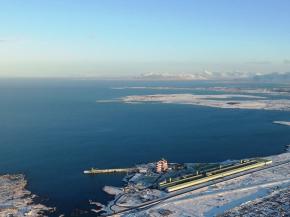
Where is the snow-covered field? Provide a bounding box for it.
[220,187,289,217]
[123,150,290,217]
[120,94,290,111]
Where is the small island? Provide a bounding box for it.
[118,94,290,111]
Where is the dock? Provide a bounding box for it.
[84,167,138,174]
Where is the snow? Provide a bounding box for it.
[103,186,123,195]
[273,121,290,126]
[112,86,290,96]
[120,94,290,111]
[0,174,54,217]
[220,187,289,216]
[123,151,290,217]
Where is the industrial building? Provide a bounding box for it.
[159,159,272,192]
[156,159,168,173]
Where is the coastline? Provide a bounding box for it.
[94,145,290,216]
[119,94,290,112]
[0,174,55,217]
[1,141,289,216]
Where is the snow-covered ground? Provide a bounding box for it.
[0,174,54,217]
[273,121,290,126]
[103,186,124,195]
[94,145,290,216]
[99,86,290,112]
[122,150,290,217]
[120,94,290,111]
[96,88,290,216]
[97,149,290,217]
[220,187,289,217]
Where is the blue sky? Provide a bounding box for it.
[0,0,290,77]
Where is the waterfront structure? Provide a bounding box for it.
[156,159,168,173]
[84,167,137,174]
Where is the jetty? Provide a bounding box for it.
[84,167,138,174]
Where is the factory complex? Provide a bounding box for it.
[85,157,272,193]
[158,159,272,192]
[82,153,290,216]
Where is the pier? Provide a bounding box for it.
[84,167,138,174]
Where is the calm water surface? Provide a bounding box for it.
[0,79,290,216]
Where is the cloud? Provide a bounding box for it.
[283,59,290,64]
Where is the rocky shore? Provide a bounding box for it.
[0,174,54,217]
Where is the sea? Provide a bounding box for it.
[0,79,290,216]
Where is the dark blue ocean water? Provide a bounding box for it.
[0,79,290,216]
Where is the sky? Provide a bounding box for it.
[0,0,290,77]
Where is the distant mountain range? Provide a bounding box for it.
[252,72,290,82]
[137,72,290,82]
[137,72,209,80]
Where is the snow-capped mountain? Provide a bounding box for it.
[137,71,254,80]
[137,71,290,81]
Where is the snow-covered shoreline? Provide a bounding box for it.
[97,146,290,217]
[118,148,290,217]
[94,88,290,216]
[273,121,290,126]
[120,93,290,111]
[0,174,54,217]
